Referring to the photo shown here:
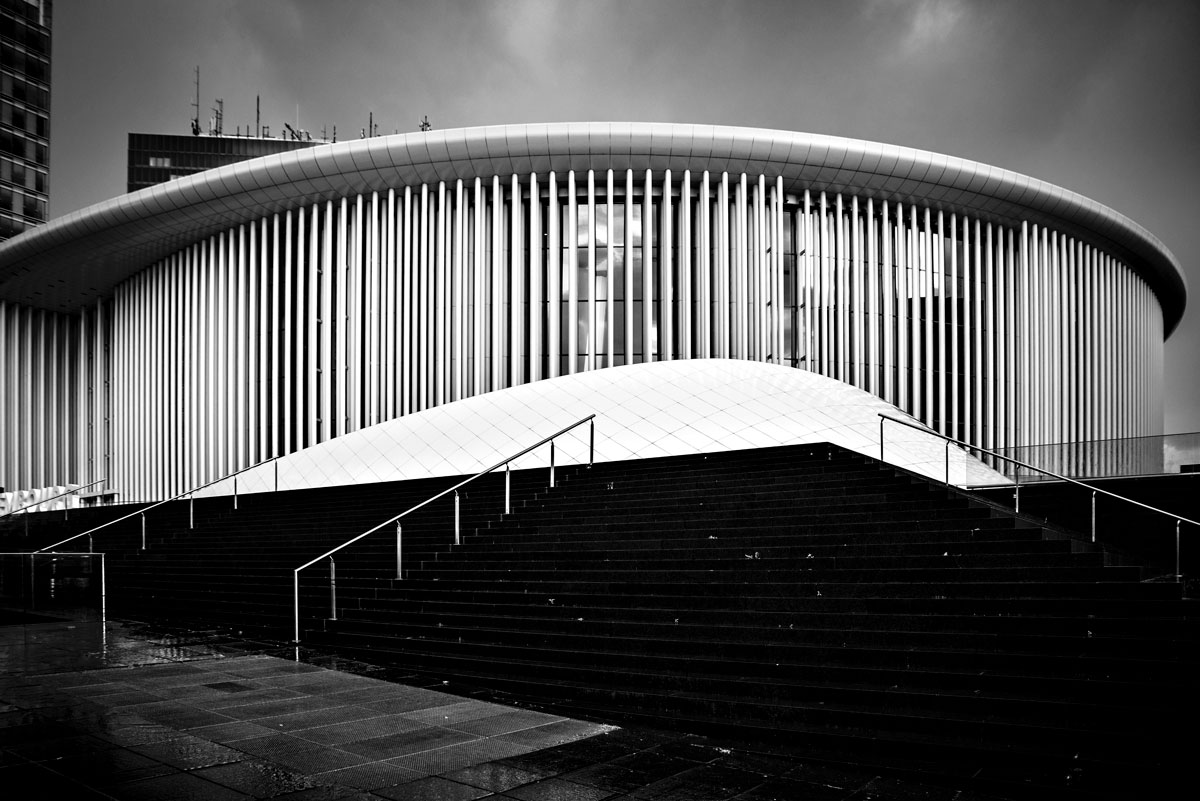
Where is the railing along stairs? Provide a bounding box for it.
[879,413,1196,582]
[36,457,283,554]
[293,414,596,643]
[0,478,108,536]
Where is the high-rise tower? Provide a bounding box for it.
[0,0,50,242]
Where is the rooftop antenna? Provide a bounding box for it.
[190,66,201,135]
[419,115,432,132]
[256,95,261,138]
[211,98,224,136]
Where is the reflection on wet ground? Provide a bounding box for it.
[0,618,1008,800]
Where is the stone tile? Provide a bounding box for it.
[290,713,427,747]
[504,776,615,801]
[249,704,382,733]
[389,737,540,777]
[372,775,491,800]
[48,746,177,786]
[190,719,279,743]
[130,734,246,770]
[192,758,325,797]
[341,726,479,760]
[198,686,311,711]
[128,700,238,730]
[314,759,424,791]
[213,694,347,720]
[442,761,547,792]
[398,699,512,726]
[448,709,567,738]
[231,732,367,774]
[108,770,254,800]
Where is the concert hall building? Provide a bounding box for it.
[0,123,1185,501]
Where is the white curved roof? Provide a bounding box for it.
[218,359,1005,497]
[0,122,1183,332]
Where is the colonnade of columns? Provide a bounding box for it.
[0,169,1164,501]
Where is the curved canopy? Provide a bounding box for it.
[0,122,1185,334]
[218,359,1006,496]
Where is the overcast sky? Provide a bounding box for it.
[49,0,1200,433]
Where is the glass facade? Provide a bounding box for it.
[0,0,49,242]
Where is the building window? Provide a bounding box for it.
[149,156,171,168]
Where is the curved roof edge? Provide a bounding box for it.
[0,122,1185,333]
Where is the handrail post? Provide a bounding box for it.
[454,490,461,546]
[1176,519,1182,583]
[879,416,884,462]
[329,557,337,620]
[189,493,194,529]
[140,513,146,550]
[550,440,556,488]
[1091,490,1097,543]
[395,522,403,579]
[589,419,595,466]
[275,458,279,493]
[234,475,238,510]
[1014,469,1021,513]
[505,463,511,515]
[293,572,300,643]
[88,534,93,554]
[944,440,950,487]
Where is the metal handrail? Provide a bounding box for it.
[293,414,596,643]
[37,455,283,554]
[0,477,107,520]
[878,413,1196,580]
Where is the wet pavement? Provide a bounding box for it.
[0,618,1009,800]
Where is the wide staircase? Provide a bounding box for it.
[5,443,1195,797]
[310,444,1195,799]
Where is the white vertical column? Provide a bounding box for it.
[336,198,350,433]
[320,201,333,440]
[643,169,655,362]
[735,173,748,360]
[893,204,907,410]
[452,180,464,399]
[923,208,935,430]
[948,212,958,439]
[880,200,893,403]
[306,205,320,447]
[851,196,862,387]
[973,219,984,449]
[716,175,725,359]
[773,177,784,366]
[470,179,483,394]
[548,172,560,379]
[934,210,946,434]
[663,169,674,362]
[606,169,616,366]
[510,175,525,386]
[241,225,255,465]
[699,172,711,360]
[817,192,828,376]
[529,173,542,382]
[680,170,692,361]
[586,169,596,371]
[436,182,448,404]
[567,171,578,374]
[382,191,394,420]
[490,177,504,390]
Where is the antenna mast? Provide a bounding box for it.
[191,66,201,135]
